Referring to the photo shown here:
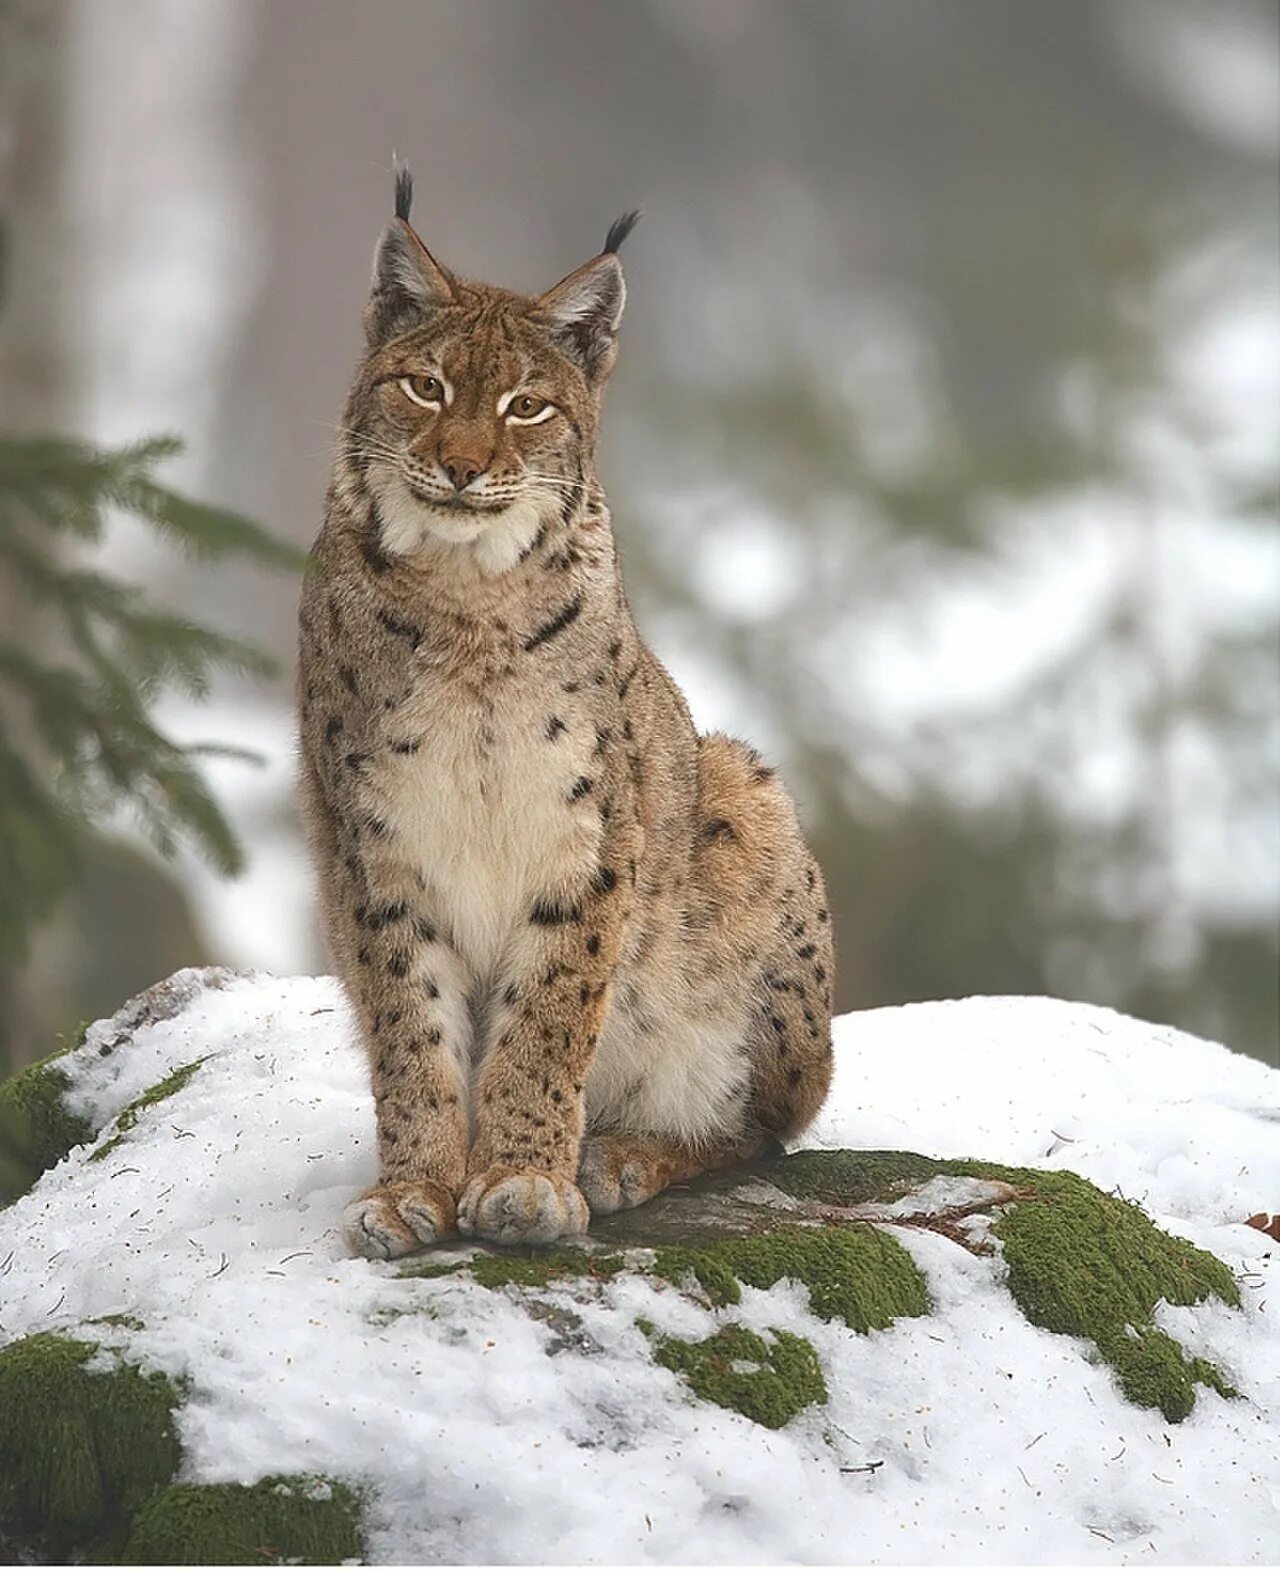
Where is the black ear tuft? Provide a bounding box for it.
[394,161,414,222]
[603,210,641,256]
[366,169,454,345]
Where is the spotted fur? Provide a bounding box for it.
[298,170,834,1255]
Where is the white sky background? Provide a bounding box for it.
[64,0,1280,982]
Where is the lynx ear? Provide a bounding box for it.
[364,164,455,344]
[537,210,639,380]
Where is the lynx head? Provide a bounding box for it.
[344,164,638,573]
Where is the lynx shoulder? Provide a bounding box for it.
[297,167,833,1255]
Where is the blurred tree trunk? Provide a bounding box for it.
[0,0,213,1075]
[0,0,75,426]
[0,0,75,1071]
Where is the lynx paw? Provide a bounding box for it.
[343,1179,457,1260]
[577,1136,664,1214]
[457,1166,589,1246]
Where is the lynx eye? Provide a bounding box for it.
[506,393,555,424]
[400,374,444,409]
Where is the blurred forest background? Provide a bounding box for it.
[0,0,1276,1076]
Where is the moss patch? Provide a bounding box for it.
[398,1224,927,1336]
[653,1324,826,1429]
[771,1148,1240,1422]
[0,1031,94,1204]
[0,1332,181,1553]
[653,1222,931,1331]
[88,1057,208,1164]
[399,1245,623,1289]
[772,1148,952,1207]
[122,1476,364,1566]
[983,1165,1239,1422]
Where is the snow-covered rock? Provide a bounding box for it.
[0,971,1276,1564]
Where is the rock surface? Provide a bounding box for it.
[0,970,1276,1564]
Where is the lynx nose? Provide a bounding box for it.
[441,455,486,491]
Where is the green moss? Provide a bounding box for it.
[398,1246,624,1289]
[653,1222,931,1331]
[0,1333,180,1552]
[0,1031,94,1204]
[122,1476,364,1566]
[397,1222,927,1337]
[88,1058,208,1164]
[771,1148,1240,1422]
[978,1165,1240,1423]
[653,1324,827,1429]
[87,1313,147,1332]
[0,1335,361,1563]
[772,1148,951,1206]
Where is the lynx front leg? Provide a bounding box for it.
[459,857,633,1245]
[338,882,476,1260]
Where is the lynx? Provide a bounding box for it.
[297,168,834,1256]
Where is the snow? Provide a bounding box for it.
[2,975,1277,1564]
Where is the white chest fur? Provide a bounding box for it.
[369,675,602,978]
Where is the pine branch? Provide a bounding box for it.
[0,430,298,962]
[0,728,81,958]
[0,433,306,568]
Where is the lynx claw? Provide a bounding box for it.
[343,1179,457,1260]
[457,1166,590,1246]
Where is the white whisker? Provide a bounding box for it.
[311,420,405,464]
[520,472,587,488]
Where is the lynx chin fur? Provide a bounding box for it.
[297,166,834,1257]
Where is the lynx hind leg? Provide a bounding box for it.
[749,875,836,1143]
[693,732,836,1145]
[577,1130,760,1215]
